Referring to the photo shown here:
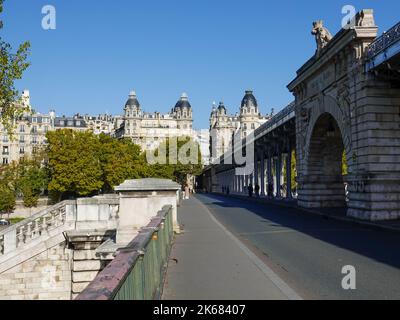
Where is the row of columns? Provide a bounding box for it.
[219,148,295,200]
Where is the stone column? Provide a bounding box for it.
[260,152,265,196]
[286,149,292,199]
[276,154,282,198]
[267,155,273,197]
[254,156,259,189]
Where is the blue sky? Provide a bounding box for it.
[2,0,399,129]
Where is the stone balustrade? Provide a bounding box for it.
[0,196,119,261]
[0,178,181,300]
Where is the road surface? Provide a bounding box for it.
[164,194,400,300]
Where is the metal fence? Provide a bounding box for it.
[76,205,174,300]
[366,21,400,60]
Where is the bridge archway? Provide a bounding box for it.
[301,112,347,208]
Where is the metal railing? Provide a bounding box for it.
[367,21,400,60]
[76,205,174,300]
[254,101,295,138]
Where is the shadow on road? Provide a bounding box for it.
[197,193,400,270]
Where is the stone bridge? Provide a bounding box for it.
[0,179,180,300]
[201,9,400,222]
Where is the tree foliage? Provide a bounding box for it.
[46,130,103,200]
[147,136,203,186]
[46,130,152,199]
[0,0,31,134]
[16,156,48,207]
[98,134,148,193]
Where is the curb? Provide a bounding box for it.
[208,193,400,235]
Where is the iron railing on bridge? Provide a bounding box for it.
[367,21,400,60]
[253,101,295,138]
[76,205,174,300]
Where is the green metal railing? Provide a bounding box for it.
[76,205,174,300]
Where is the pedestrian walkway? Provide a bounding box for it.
[162,196,301,300]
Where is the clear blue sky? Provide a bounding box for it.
[2,0,399,129]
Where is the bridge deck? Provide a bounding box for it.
[162,196,300,300]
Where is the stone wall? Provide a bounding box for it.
[0,242,72,300]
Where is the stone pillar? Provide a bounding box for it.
[286,150,292,199]
[276,154,282,198]
[254,157,259,189]
[114,178,181,244]
[267,155,272,197]
[260,153,265,196]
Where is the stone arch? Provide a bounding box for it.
[303,94,352,172]
[298,95,352,208]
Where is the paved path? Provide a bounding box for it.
[162,196,301,300]
[190,194,400,300]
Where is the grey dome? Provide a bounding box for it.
[174,93,192,111]
[241,90,258,108]
[125,90,140,108]
[217,102,227,113]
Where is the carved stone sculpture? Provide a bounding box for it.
[312,20,333,56]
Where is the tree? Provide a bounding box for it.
[16,157,48,207]
[0,183,15,218]
[98,134,148,192]
[46,130,103,200]
[342,150,348,176]
[148,136,203,186]
[0,0,31,135]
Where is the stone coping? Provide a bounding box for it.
[114,178,181,192]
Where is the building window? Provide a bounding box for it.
[32,136,37,144]
[32,117,37,123]
[20,147,25,154]
[32,125,37,133]
[44,126,49,133]
[2,135,8,143]
[20,125,25,133]
[67,120,73,126]
[251,123,255,130]
[76,120,81,126]
[2,158,8,165]
[20,135,25,143]
[2,146,9,155]
[60,120,65,126]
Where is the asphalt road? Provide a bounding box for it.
[195,193,400,300]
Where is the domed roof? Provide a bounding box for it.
[241,90,258,108]
[217,102,227,113]
[125,90,140,108]
[174,93,192,110]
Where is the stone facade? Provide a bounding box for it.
[209,90,270,161]
[288,9,400,220]
[115,91,195,151]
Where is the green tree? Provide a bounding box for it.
[342,150,348,176]
[46,130,103,200]
[0,0,31,135]
[148,136,203,186]
[17,158,48,207]
[98,134,148,192]
[0,183,15,218]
